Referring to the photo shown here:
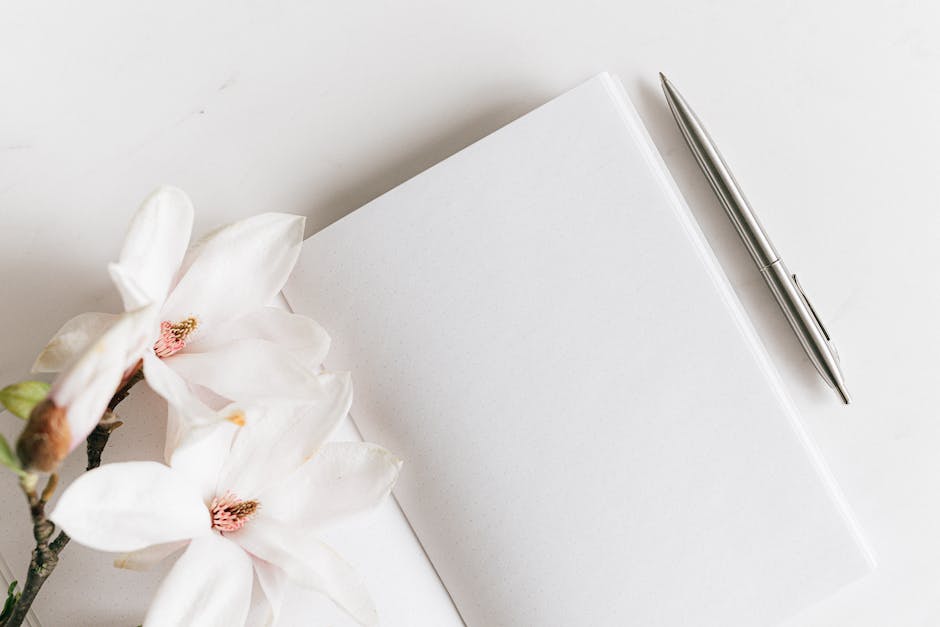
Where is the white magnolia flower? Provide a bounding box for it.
[50,372,401,626]
[17,304,156,471]
[32,187,330,423]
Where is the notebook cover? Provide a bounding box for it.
[283,73,873,626]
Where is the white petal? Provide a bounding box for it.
[245,575,273,627]
[144,534,252,627]
[183,307,330,369]
[50,461,210,552]
[255,559,288,624]
[245,559,288,627]
[163,405,184,465]
[164,408,246,469]
[161,213,305,329]
[217,372,352,500]
[232,520,377,626]
[260,442,401,529]
[191,383,233,411]
[164,339,324,404]
[109,262,156,311]
[114,540,188,571]
[111,186,194,309]
[52,304,157,451]
[169,417,239,502]
[142,351,218,428]
[31,312,118,373]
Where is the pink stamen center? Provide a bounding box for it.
[153,317,198,358]
[209,491,259,533]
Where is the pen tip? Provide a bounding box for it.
[837,385,851,405]
[659,71,667,84]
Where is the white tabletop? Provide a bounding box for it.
[0,2,937,626]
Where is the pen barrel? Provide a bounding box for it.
[699,164,779,268]
[660,75,778,267]
[662,74,849,403]
[760,260,848,400]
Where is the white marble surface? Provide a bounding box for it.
[0,1,938,625]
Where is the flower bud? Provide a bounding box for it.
[16,304,156,472]
[16,398,70,472]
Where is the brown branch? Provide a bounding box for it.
[2,374,142,627]
[4,478,58,627]
[108,363,144,412]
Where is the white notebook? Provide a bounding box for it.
[283,73,873,626]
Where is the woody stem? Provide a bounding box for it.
[2,375,142,627]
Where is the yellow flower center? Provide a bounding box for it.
[153,317,199,357]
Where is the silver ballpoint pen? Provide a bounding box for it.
[659,73,851,404]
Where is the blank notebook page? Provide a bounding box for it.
[283,73,872,627]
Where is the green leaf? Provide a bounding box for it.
[0,381,50,420]
[0,435,24,477]
[0,580,19,622]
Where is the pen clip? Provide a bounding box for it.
[792,273,840,361]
